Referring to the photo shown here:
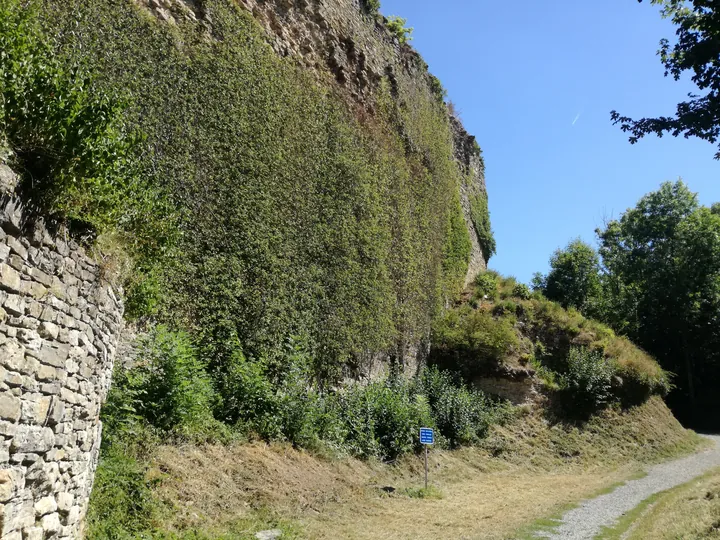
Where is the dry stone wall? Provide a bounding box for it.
[0,165,124,539]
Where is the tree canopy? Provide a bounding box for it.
[532,239,602,316]
[535,181,720,428]
[612,0,720,158]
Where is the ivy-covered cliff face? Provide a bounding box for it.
[33,0,492,379]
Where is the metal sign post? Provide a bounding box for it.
[419,427,434,490]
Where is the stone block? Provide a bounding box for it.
[38,306,57,323]
[46,400,64,427]
[27,268,52,288]
[40,512,61,534]
[0,468,19,502]
[25,301,42,319]
[23,527,43,540]
[38,322,59,341]
[0,394,20,422]
[36,365,56,383]
[0,421,17,437]
[32,343,70,368]
[65,505,80,525]
[21,395,52,425]
[3,372,22,388]
[6,255,23,273]
[44,448,66,462]
[2,295,24,317]
[0,341,24,372]
[16,329,40,349]
[39,383,61,396]
[5,237,27,260]
[0,500,33,535]
[56,492,73,513]
[20,280,47,300]
[10,426,55,453]
[34,496,57,516]
[0,263,20,293]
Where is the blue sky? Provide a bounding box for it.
[380,0,720,283]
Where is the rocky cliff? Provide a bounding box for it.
[137,0,491,282]
[0,1,494,534]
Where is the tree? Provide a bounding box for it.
[597,180,720,427]
[611,1,720,158]
[535,239,603,315]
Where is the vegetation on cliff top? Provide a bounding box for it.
[431,271,670,417]
[533,181,720,429]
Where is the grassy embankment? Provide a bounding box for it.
[93,397,699,540]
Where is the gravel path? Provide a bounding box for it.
[536,435,720,539]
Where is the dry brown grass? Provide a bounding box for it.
[149,398,700,539]
[605,336,665,381]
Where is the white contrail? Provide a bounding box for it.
[572,113,582,126]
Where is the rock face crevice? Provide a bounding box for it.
[0,165,124,539]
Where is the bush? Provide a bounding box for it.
[420,367,509,447]
[340,379,433,460]
[0,0,148,233]
[430,305,518,378]
[217,350,282,438]
[469,193,496,262]
[605,337,671,404]
[559,347,616,415]
[386,16,414,44]
[474,271,499,300]
[512,283,532,300]
[104,326,221,442]
[86,448,160,539]
[361,0,381,14]
[492,300,519,317]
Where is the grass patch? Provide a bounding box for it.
[404,485,444,499]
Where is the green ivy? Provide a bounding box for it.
[469,191,497,262]
[0,0,144,233]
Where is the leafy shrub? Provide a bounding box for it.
[492,300,519,317]
[86,448,160,539]
[217,350,281,438]
[605,337,671,404]
[387,16,414,44]
[361,0,381,14]
[105,326,221,442]
[340,379,433,460]
[0,0,148,233]
[419,367,509,447]
[431,305,518,379]
[559,347,616,415]
[512,283,532,300]
[469,193,496,262]
[474,271,499,300]
[429,74,448,103]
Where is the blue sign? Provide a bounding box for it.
[419,427,434,445]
